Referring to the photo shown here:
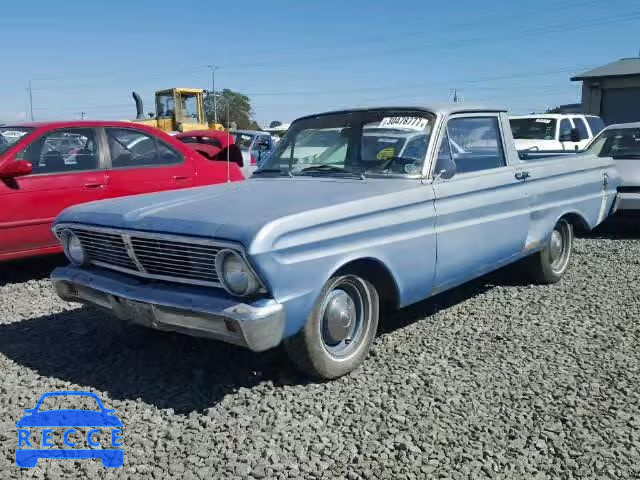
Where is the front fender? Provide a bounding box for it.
[247,185,438,337]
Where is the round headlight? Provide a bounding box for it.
[62,229,87,265]
[215,249,260,297]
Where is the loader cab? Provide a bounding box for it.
[155,88,207,133]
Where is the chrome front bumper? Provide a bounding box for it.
[51,266,285,352]
[618,192,640,210]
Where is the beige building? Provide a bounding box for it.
[571,58,640,125]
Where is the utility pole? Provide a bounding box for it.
[26,81,34,120]
[453,89,459,103]
[207,65,219,124]
[79,111,86,120]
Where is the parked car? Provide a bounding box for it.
[229,129,274,172]
[51,105,619,379]
[582,122,640,211]
[0,121,243,262]
[173,130,245,171]
[510,114,605,157]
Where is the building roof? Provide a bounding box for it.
[571,58,640,81]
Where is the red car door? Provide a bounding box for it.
[101,127,196,197]
[0,127,106,260]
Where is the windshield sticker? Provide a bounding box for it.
[379,117,429,131]
[376,147,396,160]
[535,119,552,124]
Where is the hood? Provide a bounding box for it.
[57,177,417,247]
[16,410,122,427]
[615,158,640,186]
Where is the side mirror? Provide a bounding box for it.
[438,164,456,180]
[570,127,581,143]
[434,154,457,180]
[0,160,32,178]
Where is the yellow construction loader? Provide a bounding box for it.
[131,88,224,132]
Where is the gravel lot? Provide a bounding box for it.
[1,217,639,479]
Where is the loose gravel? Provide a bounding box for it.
[0,217,639,479]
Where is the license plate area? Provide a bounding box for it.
[110,297,158,326]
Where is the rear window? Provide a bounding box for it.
[586,116,605,136]
[509,118,557,140]
[0,127,34,154]
[586,127,640,158]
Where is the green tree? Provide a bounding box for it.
[204,89,258,129]
[269,120,282,128]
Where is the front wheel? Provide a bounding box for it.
[525,218,574,284]
[284,274,379,379]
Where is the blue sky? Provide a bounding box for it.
[0,0,638,126]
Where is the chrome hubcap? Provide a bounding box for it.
[549,220,571,273]
[323,290,357,344]
[320,278,368,357]
[549,230,564,264]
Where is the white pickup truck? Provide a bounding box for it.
[510,114,605,155]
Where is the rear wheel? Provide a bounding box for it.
[525,218,573,284]
[284,274,379,379]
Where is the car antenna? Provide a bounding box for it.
[226,105,230,183]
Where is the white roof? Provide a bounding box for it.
[509,113,599,119]
[604,121,640,130]
[262,123,290,133]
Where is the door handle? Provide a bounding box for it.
[172,175,189,181]
[515,171,530,181]
[83,182,103,189]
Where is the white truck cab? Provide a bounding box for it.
[509,114,605,153]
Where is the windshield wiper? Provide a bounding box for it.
[299,165,365,179]
[252,168,294,178]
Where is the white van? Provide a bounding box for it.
[509,114,605,153]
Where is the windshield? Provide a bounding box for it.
[510,118,557,140]
[180,93,199,122]
[260,109,433,176]
[586,127,640,159]
[156,93,174,118]
[232,132,255,150]
[0,127,33,155]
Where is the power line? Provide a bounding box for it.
[224,11,640,69]
[236,65,592,98]
[26,9,636,92]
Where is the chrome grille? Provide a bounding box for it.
[73,228,136,270]
[68,226,228,287]
[130,237,220,283]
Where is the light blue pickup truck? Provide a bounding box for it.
[51,104,620,378]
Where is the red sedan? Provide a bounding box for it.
[0,121,244,261]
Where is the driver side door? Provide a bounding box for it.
[0,127,106,258]
[432,114,530,291]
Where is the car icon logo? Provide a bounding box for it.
[15,391,123,468]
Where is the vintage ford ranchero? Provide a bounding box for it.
[51,104,620,378]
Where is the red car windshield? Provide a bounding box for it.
[0,127,33,155]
